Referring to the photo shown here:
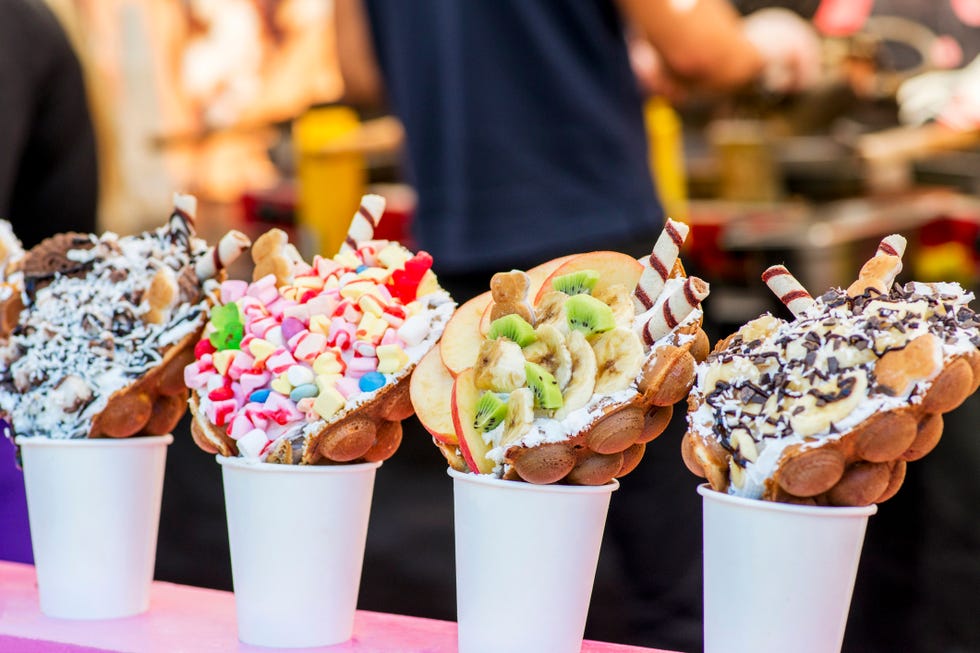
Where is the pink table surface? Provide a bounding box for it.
[0,562,679,653]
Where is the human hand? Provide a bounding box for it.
[742,8,823,94]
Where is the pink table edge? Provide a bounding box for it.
[0,562,680,653]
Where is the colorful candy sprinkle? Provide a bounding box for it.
[358,372,387,393]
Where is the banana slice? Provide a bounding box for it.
[501,387,535,447]
[555,330,597,418]
[591,327,645,394]
[474,339,526,392]
[738,314,782,343]
[787,373,868,437]
[593,283,635,329]
[535,291,569,334]
[522,324,572,390]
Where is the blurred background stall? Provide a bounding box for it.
[1,1,978,652]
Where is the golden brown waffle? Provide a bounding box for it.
[419,237,710,486]
[683,239,980,506]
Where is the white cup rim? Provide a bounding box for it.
[14,433,174,448]
[217,454,382,474]
[698,483,878,517]
[448,467,619,495]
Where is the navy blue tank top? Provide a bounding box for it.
[365,0,662,273]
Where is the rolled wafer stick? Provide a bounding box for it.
[876,234,907,259]
[167,193,198,249]
[195,230,252,280]
[762,265,814,317]
[641,276,709,345]
[634,219,690,310]
[340,194,386,253]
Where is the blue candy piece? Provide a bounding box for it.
[358,372,387,393]
[248,389,271,404]
[289,383,319,402]
[355,265,368,273]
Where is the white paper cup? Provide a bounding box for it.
[450,469,618,653]
[699,484,877,653]
[218,456,381,648]
[16,434,173,619]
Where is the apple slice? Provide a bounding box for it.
[478,255,577,334]
[410,346,458,445]
[533,251,644,304]
[451,368,496,474]
[441,291,492,375]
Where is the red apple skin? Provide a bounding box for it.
[533,251,643,304]
[440,292,493,376]
[451,368,496,474]
[410,346,458,445]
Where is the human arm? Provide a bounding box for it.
[618,0,821,94]
[334,0,386,111]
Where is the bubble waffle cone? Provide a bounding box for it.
[185,195,455,464]
[0,219,26,338]
[684,236,980,506]
[0,194,250,441]
[415,219,710,485]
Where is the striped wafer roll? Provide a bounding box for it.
[876,234,907,259]
[195,230,252,280]
[762,265,814,317]
[642,276,709,345]
[634,219,690,310]
[167,193,198,249]
[340,194,386,253]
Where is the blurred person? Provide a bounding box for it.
[336,1,819,651]
[0,0,98,562]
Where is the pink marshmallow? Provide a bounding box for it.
[249,316,278,339]
[265,296,290,319]
[265,349,296,375]
[353,341,376,358]
[183,363,212,390]
[240,370,272,396]
[238,295,266,318]
[380,328,401,347]
[220,280,249,304]
[314,256,343,278]
[282,304,310,322]
[305,293,339,319]
[197,353,214,371]
[243,403,271,431]
[347,356,379,379]
[265,326,286,349]
[335,376,362,399]
[206,398,239,427]
[264,393,304,425]
[227,414,254,440]
[206,374,228,392]
[231,382,247,406]
[227,350,256,381]
[296,397,316,417]
[292,332,328,362]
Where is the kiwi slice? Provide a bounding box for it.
[473,392,509,432]
[552,269,600,295]
[565,294,616,335]
[487,314,536,347]
[524,361,564,410]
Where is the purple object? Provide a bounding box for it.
[0,435,33,563]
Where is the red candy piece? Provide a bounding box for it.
[208,386,235,401]
[195,339,216,360]
[387,251,433,303]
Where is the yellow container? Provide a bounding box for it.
[645,96,688,222]
[293,106,366,258]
